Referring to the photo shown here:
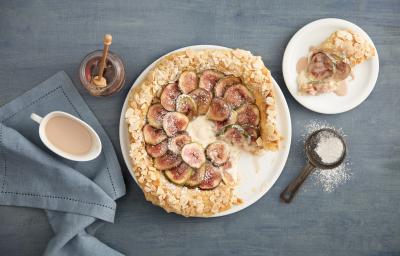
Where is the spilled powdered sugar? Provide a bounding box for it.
[313,164,351,193]
[302,120,351,193]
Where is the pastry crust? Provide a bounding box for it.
[125,48,280,217]
[319,29,375,67]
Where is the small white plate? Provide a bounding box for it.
[282,18,379,114]
[119,45,292,217]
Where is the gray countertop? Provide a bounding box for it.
[0,0,399,255]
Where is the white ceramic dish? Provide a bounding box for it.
[30,111,102,161]
[119,45,292,217]
[282,18,379,114]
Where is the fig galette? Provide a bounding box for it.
[297,30,376,96]
[125,48,280,217]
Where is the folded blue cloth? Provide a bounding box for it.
[0,71,126,256]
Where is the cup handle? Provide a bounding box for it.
[30,113,43,124]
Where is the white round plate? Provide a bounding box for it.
[282,18,379,114]
[119,45,292,217]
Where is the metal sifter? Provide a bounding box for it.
[280,128,346,203]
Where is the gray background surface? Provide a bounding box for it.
[0,0,399,255]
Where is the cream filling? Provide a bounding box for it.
[186,115,238,185]
[297,70,338,95]
[186,116,217,148]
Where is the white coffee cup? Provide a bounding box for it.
[30,111,102,161]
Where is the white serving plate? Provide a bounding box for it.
[282,18,379,114]
[119,45,292,217]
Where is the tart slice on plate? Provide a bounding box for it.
[297,29,376,96]
[125,48,281,217]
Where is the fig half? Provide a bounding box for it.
[160,83,181,111]
[334,61,351,81]
[206,141,230,166]
[215,110,238,132]
[189,88,212,115]
[146,140,168,158]
[178,71,198,94]
[176,94,197,119]
[143,124,167,145]
[223,84,255,109]
[219,124,251,146]
[154,151,182,171]
[236,103,260,127]
[147,103,168,129]
[165,162,193,185]
[214,76,241,97]
[198,70,224,92]
[168,133,192,154]
[185,164,206,187]
[199,162,222,190]
[181,142,206,169]
[162,112,189,137]
[308,52,334,80]
[206,98,231,122]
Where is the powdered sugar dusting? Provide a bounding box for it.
[203,170,213,182]
[315,131,344,164]
[302,120,351,193]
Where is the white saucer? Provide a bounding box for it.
[282,18,379,114]
[119,45,292,217]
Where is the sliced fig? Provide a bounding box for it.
[222,160,232,171]
[215,110,237,131]
[154,151,182,171]
[214,76,241,97]
[165,162,193,185]
[222,169,236,187]
[143,124,167,145]
[147,103,168,128]
[219,124,250,145]
[176,94,197,119]
[206,98,231,122]
[181,142,206,169]
[160,83,181,111]
[308,52,334,80]
[206,141,230,166]
[168,133,192,154]
[223,84,255,109]
[185,164,206,187]
[198,70,224,92]
[189,88,212,115]
[236,103,260,127]
[178,71,198,94]
[243,125,259,143]
[146,140,168,158]
[199,162,222,190]
[162,112,189,137]
[333,61,351,81]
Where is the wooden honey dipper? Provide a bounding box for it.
[92,34,112,87]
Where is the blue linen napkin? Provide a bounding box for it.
[0,71,126,256]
